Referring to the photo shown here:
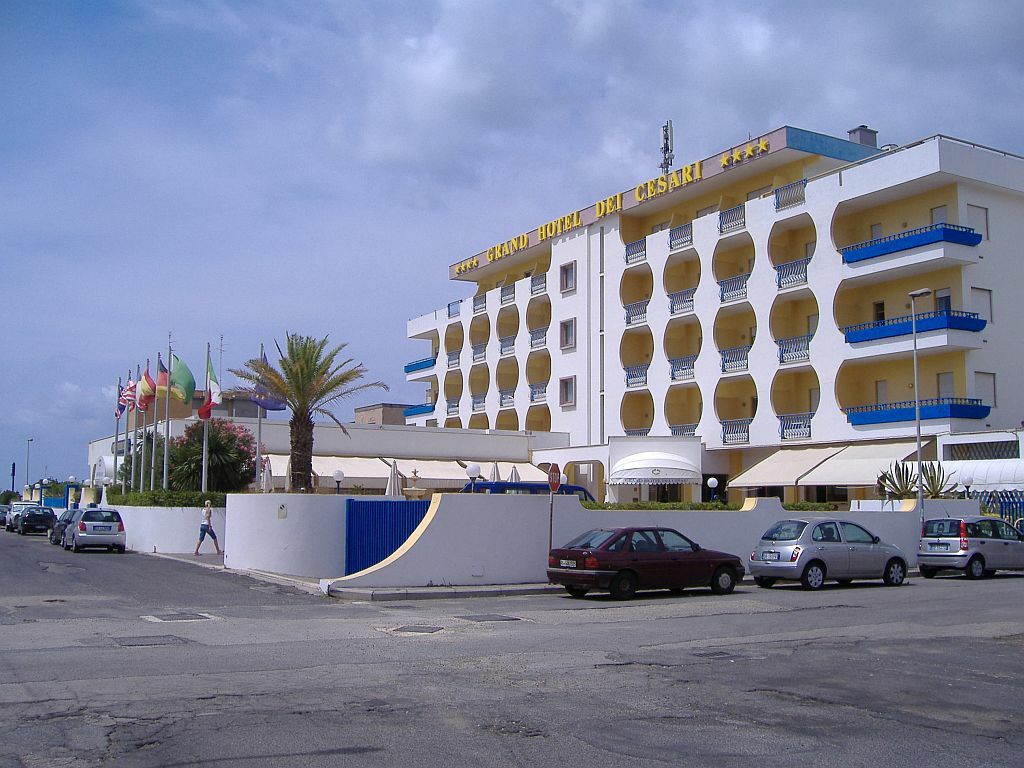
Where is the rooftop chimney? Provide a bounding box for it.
[848,125,878,148]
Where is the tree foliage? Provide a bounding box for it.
[877,461,918,499]
[229,333,388,491]
[169,419,257,492]
[920,462,957,499]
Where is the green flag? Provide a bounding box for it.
[169,353,196,405]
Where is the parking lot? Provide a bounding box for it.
[2,527,1023,767]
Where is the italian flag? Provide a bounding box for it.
[197,351,222,420]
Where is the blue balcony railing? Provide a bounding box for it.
[669,354,698,381]
[775,257,810,289]
[447,350,461,369]
[446,399,460,416]
[531,274,546,295]
[670,423,698,437]
[472,343,487,363]
[774,179,807,211]
[668,222,693,250]
[843,397,990,425]
[625,428,651,437]
[719,273,750,302]
[499,336,516,356]
[722,418,753,444]
[777,334,812,364]
[471,393,486,412]
[499,388,515,408]
[624,300,649,326]
[473,294,486,314]
[668,287,696,315]
[500,284,516,304]
[719,203,746,234]
[625,238,647,264]
[779,412,813,440]
[404,357,436,374]
[530,327,548,349]
[843,309,986,343]
[720,345,751,373]
[447,300,461,318]
[839,223,982,264]
[529,382,547,403]
[403,402,434,417]
[625,364,649,388]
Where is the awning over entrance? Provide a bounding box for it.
[728,446,846,488]
[943,459,1024,491]
[797,440,919,487]
[608,452,701,485]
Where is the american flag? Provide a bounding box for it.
[118,378,136,416]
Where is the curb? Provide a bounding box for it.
[326,583,563,602]
[145,550,325,596]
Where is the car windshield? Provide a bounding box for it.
[563,529,616,550]
[923,519,962,537]
[761,520,807,541]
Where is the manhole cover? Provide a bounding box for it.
[460,614,521,623]
[393,625,443,634]
[142,612,213,623]
[115,635,190,647]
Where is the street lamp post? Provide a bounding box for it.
[707,476,719,503]
[466,463,481,493]
[332,469,345,495]
[909,287,933,527]
[24,438,33,494]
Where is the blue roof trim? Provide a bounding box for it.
[786,127,881,163]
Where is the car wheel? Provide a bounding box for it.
[801,561,827,590]
[71,535,81,553]
[117,546,126,554]
[883,559,906,586]
[919,565,937,579]
[965,555,985,580]
[609,571,638,600]
[753,577,775,588]
[710,567,736,595]
[564,585,588,598]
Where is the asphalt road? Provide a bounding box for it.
[1,527,1023,767]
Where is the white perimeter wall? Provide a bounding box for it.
[118,506,226,554]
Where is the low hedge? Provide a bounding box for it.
[107,490,228,508]
[582,500,839,512]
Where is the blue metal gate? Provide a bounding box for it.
[345,498,430,575]
[976,490,1024,526]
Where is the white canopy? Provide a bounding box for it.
[311,456,391,488]
[729,446,846,488]
[798,440,919,487]
[385,459,469,489]
[264,454,291,477]
[942,459,1024,491]
[608,452,701,485]
[462,460,547,482]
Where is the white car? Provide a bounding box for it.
[5,501,40,532]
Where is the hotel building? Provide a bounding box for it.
[404,125,1024,503]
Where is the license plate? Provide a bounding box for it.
[559,559,576,568]
[929,543,949,551]
[761,552,780,561]
[94,526,111,532]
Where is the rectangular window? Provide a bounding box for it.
[937,372,955,400]
[649,221,669,234]
[804,240,816,258]
[967,204,989,240]
[971,287,993,323]
[559,318,576,350]
[696,204,719,218]
[559,376,576,407]
[875,380,888,404]
[559,261,576,292]
[930,205,948,225]
[873,301,885,322]
[935,288,952,313]
[870,222,883,239]
[747,185,772,201]
[975,372,997,407]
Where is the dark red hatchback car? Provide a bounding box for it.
[547,526,745,599]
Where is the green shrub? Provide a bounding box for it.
[107,490,229,508]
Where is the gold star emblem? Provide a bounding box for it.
[758,137,769,153]
[732,148,742,163]
[720,153,731,168]
[745,144,756,159]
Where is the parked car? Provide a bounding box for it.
[0,504,9,526]
[18,506,55,535]
[748,518,908,590]
[461,481,596,502]
[50,508,77,546]
[547,526,745,599]
[918,515,1024,579]
[62,507,126,553]
[5,501,39,532]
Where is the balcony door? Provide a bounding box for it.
[937,372,954,400]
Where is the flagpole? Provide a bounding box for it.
[256,343,263,491]
[163,334,172,491]
[113,376,121,492]
[139,362,148,495]
[201,342,210,493]
[131,364,140,491]
[150,353,159,491]
[122,369,130,494]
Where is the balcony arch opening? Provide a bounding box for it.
[444,323,464,355]
[713,304,756,374]
[525,404,551,431]
[664,384,702,436]
[664,248,700,314]
[495,409,519,431]
[496,357,519,396]
[443,370,463,401]
[663,317,702,382]
[468,413,489,430]
[619,263,654,308]
[620,390,655,436]
[771,368,821,441]
[469,314,490,347]
[770,290,819,364]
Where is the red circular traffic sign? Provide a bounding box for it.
[547,463,561,493]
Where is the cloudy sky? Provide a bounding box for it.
[2,0,1022,484]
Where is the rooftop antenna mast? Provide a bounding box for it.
[659,119,674,175]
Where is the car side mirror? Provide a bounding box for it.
[872,536,880,544]
[691,543,701,552]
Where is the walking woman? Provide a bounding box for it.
[194,500,222,556]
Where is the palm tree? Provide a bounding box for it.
[230,334,388,491]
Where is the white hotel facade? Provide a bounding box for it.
[404,125,1024,503]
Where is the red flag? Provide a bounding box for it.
[137,361,157,411]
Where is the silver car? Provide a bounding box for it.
[918,516,1024,579]
[5,501,39,532]
[63,507,126,553]
[748,518,908,590]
